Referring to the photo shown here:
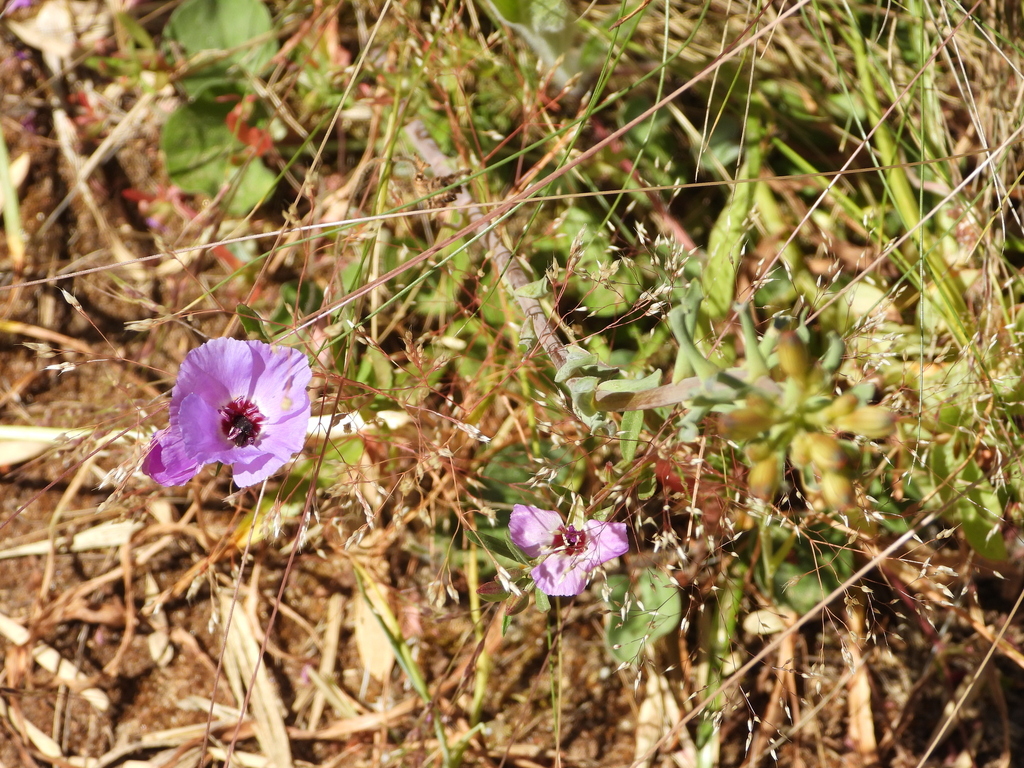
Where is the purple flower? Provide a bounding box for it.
[5,0,35,13]
[142,338,312,488]
[509,504,629,597]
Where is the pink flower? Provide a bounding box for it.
[509,504,629,596]
[142,338,311,488]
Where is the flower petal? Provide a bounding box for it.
[142,428,200,486]
[582,520,629,567]
[177,393,231,458]
[230,452,282,488]
[509,505,561,557]
[248,345,312,420]
[531,553,588,597]
[257,409,309,462]
[173,338,262,411]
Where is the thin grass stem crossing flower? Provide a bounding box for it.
[509,504,628,597]
[142,338,312,488]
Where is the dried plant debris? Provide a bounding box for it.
[1,0,1024,766]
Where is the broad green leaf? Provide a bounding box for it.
[161,100,276,216]
[606,569,684,663]
[555,345,601,383]
[768,526,852,615]
[926,443,1007,561]
[952,458,1007,561]
[567,375,601,425]
[479,442,579,505]
[772,554,849,616]
[165,0,278,97]
[115,12,155,51]
[637,473,657,500]
[593,370,661,413]
[595,370,662,395]
[482,0,579,89]
[236,303,268,341]
[487,0,529,25]
[272,280,325,327]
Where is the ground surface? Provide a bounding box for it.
[2,1,1024,767]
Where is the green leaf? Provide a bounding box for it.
[769,527,853,615]
[534,589,551,612]
[115,12,156,51]
[479,442,579,505]
[701,119,763,320]
[567,375,601,425]
[515,277,549,299]
[161,100,276,216]
[595,371,662,395]
[464,528,531,566]
[619,408,644,463]
[555,345,601,383]
[925,443,1007,561]
[236,303,269,341]
[637,473,657,500]
[487,0,529,25]
[481,0,579,89]
[272,280,325,327]
[606,568,683,663]
[669,306,721,380]
[165,0,278,97]
[953,458,1007,561]
[592,370,662,412]
[736,303,770,379]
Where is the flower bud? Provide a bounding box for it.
[806,433,847,472]
[748,457,781,500]
[789,431,811,467]
[745,440,773,463]
[833,406,896,439]
[826,393,859,419]
[820,471,855,510]
[777,331,811,383]
[506,592,530,615]
[721,407,775,441]
[476,582,511,603]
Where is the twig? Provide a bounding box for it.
[402,120,567,370]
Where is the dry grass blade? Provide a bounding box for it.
[634,666,686,768]
[845,594,878,766]
[291,696,420,741]
[0,693,62,759]
[0,611,110,712]
[299,591,345,729]
[219,593,293,768]
[90,718,244,768]
[353,580,396,685]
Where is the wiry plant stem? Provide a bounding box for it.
[403,119,568,370]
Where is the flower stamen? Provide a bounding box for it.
[552,525,586,556]
[220,398,265,447]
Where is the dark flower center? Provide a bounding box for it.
[220,399,265,447]
[553,525,586,556]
